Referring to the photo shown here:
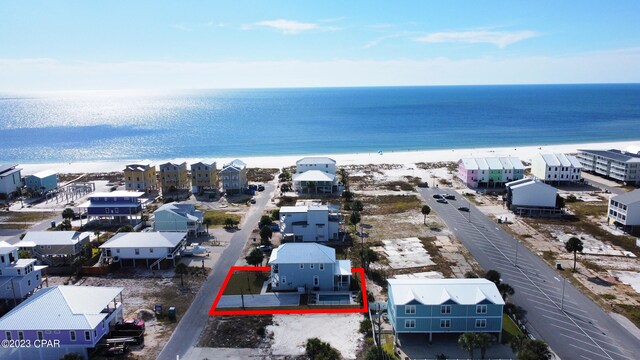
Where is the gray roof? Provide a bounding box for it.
[292,170,335,182]
[190,161,216,169]
[100,232,187,249]
[124,164,153,172]
[0,286,123,331]
[388,278,504,306]
[611,189,640,205]
[269,243,337,264]
[221,159,246,172]
[578,149,640,163]
[296,157,336,165]
[27,169,57,179]
[0,164,21,178]
[155,203,202,221]
[89,191,145,198]
[485,158,503,169]
[459,158,478,170]
[18,231,89,247]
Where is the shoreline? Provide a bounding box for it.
[17,139,640,174]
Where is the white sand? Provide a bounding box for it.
[267,314,363,359]
[16,140,640,174]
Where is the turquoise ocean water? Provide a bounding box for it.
[1,84,639,164]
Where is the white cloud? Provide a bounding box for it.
[247,19,319,34]
[415,30,538,48]
[1,48,640,91]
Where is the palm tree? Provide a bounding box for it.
[350,211,361,232]
[421,205,431,225]
[498,283,515,301]
[509,334,529,354]
[62,208,75,221]
[245,248,264,267]
[565,236,584,272]
[484,270,502,285]
[175,263,189,287]
[203,217,212,233]
[476,333,493,359]
[518,339,551,360]
[458,333,478,359]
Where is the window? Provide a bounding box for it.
[18,331,24,340]
[300,264,304,269]
[27,280,31,286]
[135,249,140,255]
[85,331,91,341]
[476,305,487,314]
[5,331,11,340]
[116,248,120,253]
[405,305,416,314]
[37,331,43,340]
[313,276,319,286]
[150,248,154,253]
[319,264,324,271]
[441,305,451,314]
[310,264,314,269]
[405,319,416,328]
[476,319,487,328]
[440,319,451,328]
[70,331,76,341]
[282,276,286,284]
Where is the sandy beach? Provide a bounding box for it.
[17,140,640,174]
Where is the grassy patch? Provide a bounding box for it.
[602,294,616,300]
[502,313,523,343]
[463,193,483,205]
[619,305,640,329]
[361,195,421,215]
[223,271,269,295]
[203,210,242,227]
[583,260,605,273]
[0,211,52,223]
[380,181,415,191]
[542,251,556,261]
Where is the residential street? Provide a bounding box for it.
[157,181,277,360]
[418,187,640,360]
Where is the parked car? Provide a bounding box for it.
[458,207,470,212]
[250,198,256,204]
[444,194,456,200]
[258,245,273,252]
[257,184,265,191]
[417,182,429,188]
[432,194,443,199]
[436,199,448,204]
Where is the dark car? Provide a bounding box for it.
[444,194,456,200]
[418,182,429,188]
[250,198,257,204]
[258,245,273,252]
[257,185,265,191]
[436,199,448,204]
[458,207,470,212]
[432,194,443,199]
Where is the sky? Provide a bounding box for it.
[1,1,640,91]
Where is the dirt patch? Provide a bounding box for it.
[198,316,272,348]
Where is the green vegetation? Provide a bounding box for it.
[380,180,414,191]
[501,313,523,344]
[565,236,584,271]
[204,210,242,227]
[247,168,279,182]
[361,195,422,215]
[0,211,52,229]
[619,305,640,329]
[223,271,269,295]
[305,338,340,360]
[245,248,265,267]
[259,226,272,244]
[421,205,431,224]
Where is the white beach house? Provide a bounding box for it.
[292,157,341,194]
[531,153,582,183]
[279,200,343,242]
[608,189,640,230]
[99,232,187,269]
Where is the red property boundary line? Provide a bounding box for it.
[208,266,368,316]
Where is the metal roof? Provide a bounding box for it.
[508,157,525,170]
[18,231,89,247]
[0,286,123,331]
[485,158,503,169]
[335,260,352,275]
[159,162,187,169]
[124,164,152,172]
[221,159,246,172]
[0,240,17,254]
[292,170,335,182]
[459,158,478,170]
[155,203,201,221]
[541,154,561,166]
[280,204,331,213]
[89,191,145,198]
[611,189,640,205]
[474,158,489,170]
[388,278,504,306]
[296,157,336,165]
[190,161,217,169]
[0,164,19,175]
[27,169,57,179]
[268,243,337,264]
[578,149,640,163]
[99,232,187,249]
[567,155,582,168]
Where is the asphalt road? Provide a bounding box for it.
[418,187,640,360]
[157,182,276,360]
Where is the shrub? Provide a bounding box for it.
[305,338,340,360]
[359,318,372,336]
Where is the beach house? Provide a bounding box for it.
[457,157,524,188]
[577,149,640,185]
[123,164,158,192]
[17,231,91,266]
[190,161,218,194]
[99,232,187,269]
[24,169,58,195]
[279,200,343,242]
[292,157,340,194]
[220,159,248,195]
[0,241,46,303]
[608,189,640,230]
[387,278,504,343]
[0,164,22,199]
[531,153,582,183]
[505,178,559,215]
[268,243,351,292]
[78,191,144,224]
[159,162,189,194]
[153,202,204,236]
[0,286,124,360]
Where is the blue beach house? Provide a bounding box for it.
[25,169,58,195]
[78,191,144,224]
[269,243,351,292]
[387,278,504,343]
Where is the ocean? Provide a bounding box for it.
[1,84,640,164]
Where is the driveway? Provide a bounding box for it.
[216,293,300,308]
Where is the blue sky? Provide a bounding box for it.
[1,1,640,91]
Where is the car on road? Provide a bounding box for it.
[250,198,256,204]
[418,182,429,188]
[257,184,265,191]
[258,245,272,252]
[444,194,456,200]
[432,194,443,199]
[436,199,448,204]
[458,207,470,212]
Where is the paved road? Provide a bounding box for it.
[418,187,640,360]
[157,182,277,360]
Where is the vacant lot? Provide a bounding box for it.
[223,271,269,295]
[203,210,242,227]
[361,195,422,215]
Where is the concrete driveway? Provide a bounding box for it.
[217,293,300,308]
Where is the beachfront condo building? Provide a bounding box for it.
[387,278,504,343]
[279,200,344,242]
[531,153,582,183]
[576,149,640,185]
[24,169,58,195]
[0,164,22,199]
[220,159,247,195]
[457,157,525,188]
[190,161,218,194]
[159,162,189,194]
[123,163,158,192]
[608,189,640,230]
[292,157,341,194]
